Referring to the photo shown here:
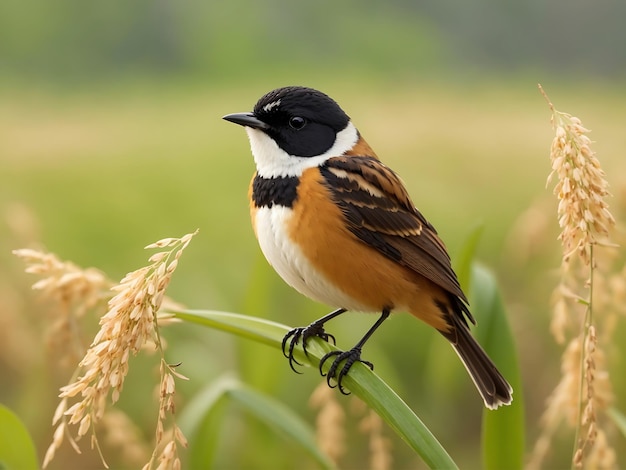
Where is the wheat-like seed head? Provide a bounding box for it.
[545,108,615,265]
[13,248,112,367]
[35,231,197,469]
[533,86,618,470]
[309,381,346,464]
[357,406,393,470]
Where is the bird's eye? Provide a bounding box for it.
[289,116,307,130]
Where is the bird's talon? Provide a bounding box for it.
[282,323,335,373]
[322,332,336,345]
[319,347,371,395]
[287,354,304,374]
[281,330,298,358]
[319,350,340,376]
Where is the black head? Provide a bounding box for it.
[224,86,351,158]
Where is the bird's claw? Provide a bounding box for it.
[319,348,374,395]
[282,322,336,373]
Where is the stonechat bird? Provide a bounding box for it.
[223,86,512,409]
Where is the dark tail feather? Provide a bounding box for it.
[439,304,513,410]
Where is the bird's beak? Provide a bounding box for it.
[223,112,270,130]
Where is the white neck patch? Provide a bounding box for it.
[245,122,358,178]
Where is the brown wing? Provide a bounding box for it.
[320,155,469,305]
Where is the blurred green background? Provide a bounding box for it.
[1,1,625,469]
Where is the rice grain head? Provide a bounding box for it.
[535,86,618,470]
[543,98,615,264]
[40,231,197,468]
[309,381,346,464]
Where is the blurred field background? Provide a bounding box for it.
[1,1,626,469]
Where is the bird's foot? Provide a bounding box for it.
[319,348,374,395]
[282,322,336,373]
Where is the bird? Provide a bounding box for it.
[223,86,513,409]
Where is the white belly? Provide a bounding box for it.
[254,206,369,310]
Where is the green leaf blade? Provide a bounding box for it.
[228,384,336,470]
[179,374,335,469]
[0,404,39,470]
[470,265,525,470]
[178,375,237,469]
[170,309,458,469]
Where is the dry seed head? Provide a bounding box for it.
[586,428,617,469]
[544,101,615,264]
[13,248,112,367]
[358,408,393,470]
[309,381,346,464]
[574,448,584,467]
[152,425,185,470]
[155,440,178,470]
[42,231,197,468]
[13,249,110,313]
[42,421,67,468]
[536,86,620,470]
[549,288,570,345]
[537,337,582,433]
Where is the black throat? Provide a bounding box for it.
[251,174,300,208]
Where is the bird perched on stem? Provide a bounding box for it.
[223,86,512,409]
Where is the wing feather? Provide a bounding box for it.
[321,155,468,304]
